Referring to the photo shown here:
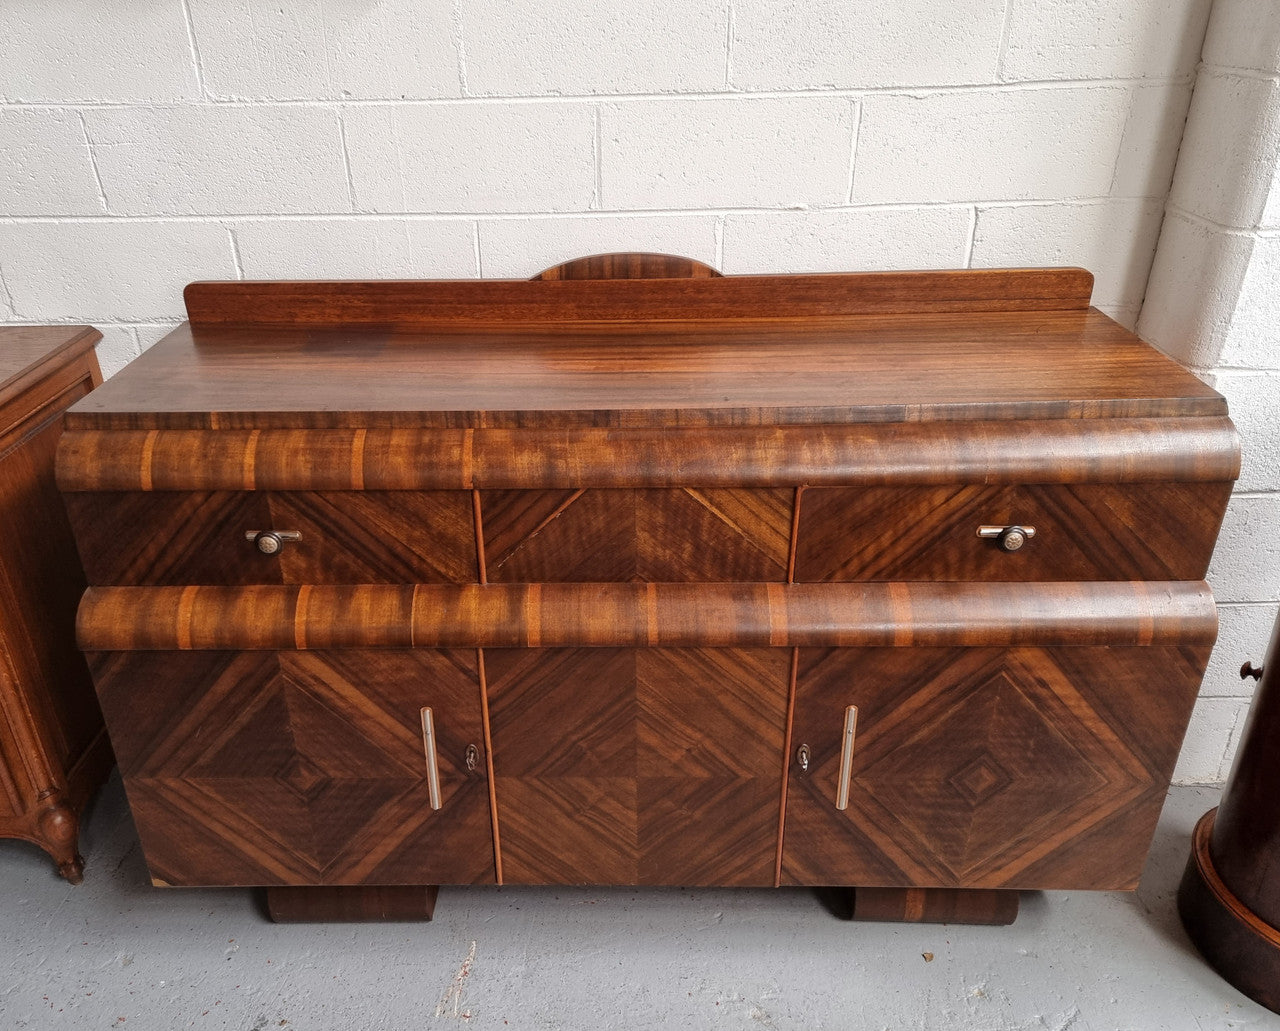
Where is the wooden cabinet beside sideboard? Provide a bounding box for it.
[0,326,111,882]
[56,257,1239,921]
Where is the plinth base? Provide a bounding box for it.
[265,885,439,923]
[850,887,1019,925]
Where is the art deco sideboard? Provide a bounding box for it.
[0,326,111,883]
[56,255,1239,923]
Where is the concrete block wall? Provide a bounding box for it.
[1,0,1211,376]
[1,0,1269,783]
[1140,0,1280,783]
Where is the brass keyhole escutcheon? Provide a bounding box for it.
[796,743,810,771]
[465,744,479,772]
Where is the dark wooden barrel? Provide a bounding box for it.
[1179,609,1280,1012]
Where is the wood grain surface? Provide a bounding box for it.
[57,260,1240,910]
[66,490,478,586]
[482,487,792,583]
[795,482,1233,583]
[781,643,1209,890]
[1205,609,1280,930]
[0,325,100,416]
[533,253,723,281]
[57,419,1240,491]
[91,649,495,887]
[485,647,789,885]
[182,267,1093,326]
[76,581,1219,652]
[0,327,109,883]
[1179,810,1280,1013]
[64,311,1225,431]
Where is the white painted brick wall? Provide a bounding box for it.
[187,0,460,101]
[1001,0,1213,81]
[0,2,199,102]
[344,104,596,213]
[853,88,1132,204]
[0,109,106,215]
[233,218,479,280]
[728,0,1007,90]
[601,97,855,209]
[83,106,351,215]
[1138,0,1280,780]
[462,2,727,96]
[720,208,973,274]
[2,0,1270,784]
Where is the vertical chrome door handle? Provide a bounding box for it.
[420,707,443,811]
[835,705,858,811]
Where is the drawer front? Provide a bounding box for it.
[90,648,494,886]
[795,482,1231,582]
[481,488,793,583]
[781,644,1207,890]
[67,490,478,585]
[485,646,790,886]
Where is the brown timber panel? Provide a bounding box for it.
[795,482,1233,582]
[534,253,723,281]
[76,581,1220,653]
[66,491,477,585]
[91,649,494,886]
[271,492,477,584]
[56,420,1241,490]
[63,313,1230,432]
[781,644,1208,890]
[182,268,1094,326]
[0,377,104,775]
[66,491,277,586]
[485,647,790,886]
[482,488,793,583]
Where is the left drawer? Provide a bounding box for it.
[64,490,479,585]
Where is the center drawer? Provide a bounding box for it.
[480,487,794,583]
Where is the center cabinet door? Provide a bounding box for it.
[781,645,1205,891]
[485,647,791,886]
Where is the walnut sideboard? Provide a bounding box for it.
[56,255,1239,924]
[0,326,111,883]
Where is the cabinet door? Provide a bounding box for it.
[782,645,1205,890]
[92,649,494,887]
[486,647,790,886]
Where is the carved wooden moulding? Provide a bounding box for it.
[58,256,1239,923]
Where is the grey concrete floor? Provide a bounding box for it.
[1,775,1278,1030]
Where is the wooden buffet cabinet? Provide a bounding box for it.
[57,255,1239,923]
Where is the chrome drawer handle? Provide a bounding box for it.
[977,524,1036,552]
[420,707,443,811]
[835,705,858,811]
[244,530,302,555]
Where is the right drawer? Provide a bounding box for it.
[794,482,1233,582]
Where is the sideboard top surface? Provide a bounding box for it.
[65,270,1224,430]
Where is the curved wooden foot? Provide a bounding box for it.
[850,887,1020,925]
[36,800,84,885]
[1179,809,1280,1014]
[265,885,439,923]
